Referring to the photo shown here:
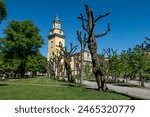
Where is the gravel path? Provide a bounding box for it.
[83,80,150,100]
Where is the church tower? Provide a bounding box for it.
[47,16,65,61]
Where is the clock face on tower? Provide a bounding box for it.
[55,23,59,29]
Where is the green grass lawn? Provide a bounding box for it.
[0,77,136,100]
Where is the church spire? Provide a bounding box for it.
[53,15,61,29]
[55,15,59,21]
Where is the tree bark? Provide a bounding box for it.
[65,61,73,83]
[78,4,110,91]
[80,43,84,85]
[88,34,107,91]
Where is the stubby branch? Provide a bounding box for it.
[95,23,110,38]
[77,30,87,48]
[78,13,88,31]
[145,36,150,41]
[94,12,110,23]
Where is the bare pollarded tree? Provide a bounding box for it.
[78,4,110,91]
[103,48,117,79]
[47,58,56,79]
[77,31,87,85]
[52,50,64,79]
[58,43,77,83]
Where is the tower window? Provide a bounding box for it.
[59,41,62,46]
[59,30,61,34]
[50,41,53,48]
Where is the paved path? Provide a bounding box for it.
[116,78,150,88]
[83,80,150,100]
[127,80,150,88]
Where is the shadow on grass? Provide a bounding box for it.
[109,90,144,100]
[62,83,82,88]
[84,87,99,91]
[114,83,139,88]
[0,84,8,87]
[84,87,144,100]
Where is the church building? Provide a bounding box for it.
[47,16,65,61]
[47,16,92,77]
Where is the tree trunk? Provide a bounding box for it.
[14,72,17,79]
[88,34,107,91]
[78,4,110,91]
[140,78,145,87]
[20,63,25,78]
[57,64,60,78]
[140,73,145,87]
[80,43,84,85]
[65,61,73,83]
[31,71,33,78]
[94,71,107,91]
[95,73,101,90]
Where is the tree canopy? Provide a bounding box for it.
[26,51,46,77]
[0,20,44,77]
[0,0,7,23]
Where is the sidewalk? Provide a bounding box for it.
[83,80,150,100]
[116,77,150,88]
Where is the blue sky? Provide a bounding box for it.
[1,0,150,57]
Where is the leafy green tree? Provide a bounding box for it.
[83,63,93,80]
[26,52,46,77]
[110,54,122,80]
[103,48,114,78]
[1,20,44,78]
[0,52,4,78]
[0,0,7,74]
[103,48,121,80]
[47,58,56,79]
[143,37,150,79]
[120,50,131,81]
[145,37,150,52]
[0,0,7,23]
[132,45,148,87]
[120,44,149,87]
